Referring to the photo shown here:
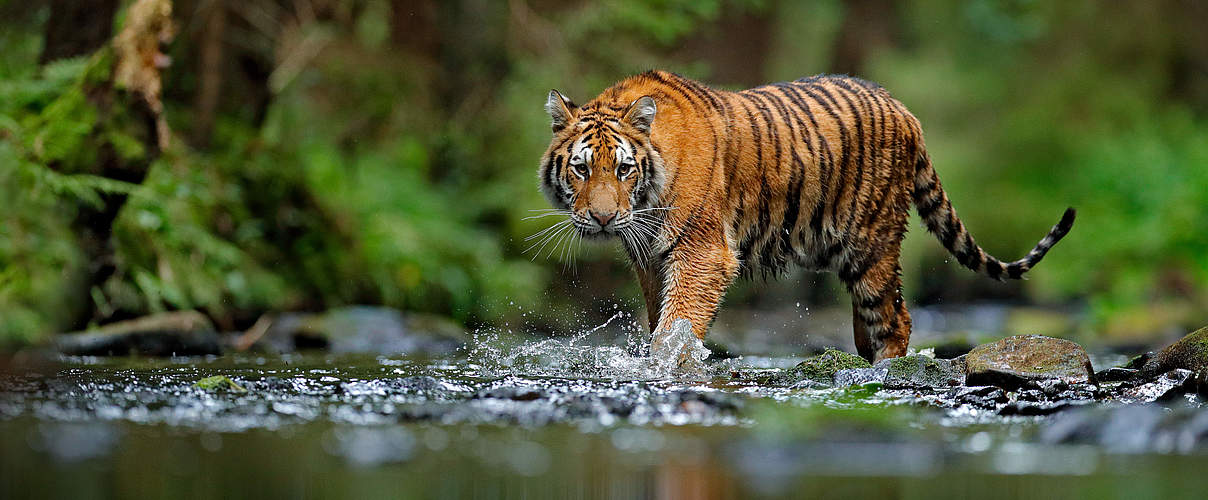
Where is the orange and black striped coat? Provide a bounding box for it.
[538,70,1073,362]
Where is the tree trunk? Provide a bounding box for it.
[192,0,227,148]
[831,0,899,76]
[40,0,121,63]
[43,0,173,329]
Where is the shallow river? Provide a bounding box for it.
[2,321,1206,499]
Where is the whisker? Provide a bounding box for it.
[524,219,571,242]
[524,221,572,256]
[521,212,571,221]
[630,219,660,241]
[628,227,647,265]
[625,225,652,266]
[543,223,576,260]
[636,228,653,266]
[631,213,667,223]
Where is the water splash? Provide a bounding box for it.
[467,313,712,381]
[649,319,711,377]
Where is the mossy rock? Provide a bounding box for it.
[964,335,1094,388]
[881,355,961,388]
[193,375,246,393]
[1141,325,1208,377]
[788,349,870,385]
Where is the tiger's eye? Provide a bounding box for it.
[618,164,636,179]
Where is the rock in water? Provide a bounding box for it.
[964,335,1094,389]
[833,367,888,387]
[193,375,247,393]
[789,349,871,385]
[54,311,221,356]
[880,355,963,388]
[1118,369,1199,403]
[1141,325,1208,377]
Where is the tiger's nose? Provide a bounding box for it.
[590,210,616,227]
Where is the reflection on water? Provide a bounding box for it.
[1,315,1206,499]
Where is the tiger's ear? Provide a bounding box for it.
[545,89,576,132]
[623,96,657,134]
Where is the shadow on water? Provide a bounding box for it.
[2,310,1207,499]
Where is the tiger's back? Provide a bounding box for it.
[720,76,920,277]
[539,71,1073,362]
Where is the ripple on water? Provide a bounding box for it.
[467,315,711,381]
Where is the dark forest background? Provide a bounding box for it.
[1,0,1206,345]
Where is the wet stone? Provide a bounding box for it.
[789,379,829,390]
[1015,389,1047,402]
[388,376,446,393]
[1141,325,1208,377]
[674,390,743,412]
[964,335,1095,389]
[474,387,548,401]
[833,367,888,387]
[789,349,870,385]
[1041,404,1208,454]
[1118,369,1200,403]
[998,400,1088,417]
[1094,367,1139,383]
[879,355,962,389]
[1032,379,1066,396]
[947,386,1007,408]
[1057,383,1099,401]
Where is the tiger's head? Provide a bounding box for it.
[538,89,665,239]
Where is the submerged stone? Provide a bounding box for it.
[1094,367,1139,383]
[193,375,247,393]
[474,386,547,401]
[947,386,1008,408]
[1042,404,1208,454]
[1118,369,1200,403]
[789,349,871,385]
[964,335,1094,389]
[878,355,962,389]
[833,367,888,387]
[1141,325,1208,377]
[998,400,1088,417]
[54,311,221,357]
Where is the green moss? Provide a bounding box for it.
[884,355,956,388]
[1148,326,1208,374]
[789,349,870,384]
[193,375,247,393]
[1122,353,1150,369]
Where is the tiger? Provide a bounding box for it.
[536,70,1075,363]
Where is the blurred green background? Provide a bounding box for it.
[1,0,1205,346]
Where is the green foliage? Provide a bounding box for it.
[1,0,1206,345]
[867,1,1208,330]
[0,53,122,342]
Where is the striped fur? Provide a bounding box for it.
[538,71,1075,362]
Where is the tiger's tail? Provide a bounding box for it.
[911,152,1075,280]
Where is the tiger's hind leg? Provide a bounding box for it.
[844,251,912,363]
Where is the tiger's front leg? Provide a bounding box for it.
[649,239,739,360]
